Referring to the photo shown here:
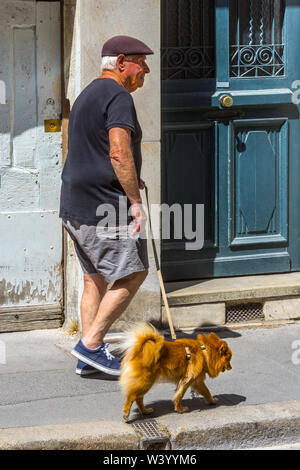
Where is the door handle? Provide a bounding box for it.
[220,94,234,108]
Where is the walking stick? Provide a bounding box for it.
[144,185,176,340]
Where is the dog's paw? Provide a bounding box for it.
[141,407,153,415]
[123,413,130,423]
[175,405,189,413]
[208,397,219,405]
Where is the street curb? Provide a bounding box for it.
[1,400,300,450]
[157,400,300,450]
[0,421,139,450]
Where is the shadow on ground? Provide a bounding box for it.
[164,326,242,340]
[126,393,247,423]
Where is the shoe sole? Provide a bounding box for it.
[72,349,121,376]
[75,368,100,376]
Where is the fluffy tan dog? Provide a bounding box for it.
[119,323,232,422]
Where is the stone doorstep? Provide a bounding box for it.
[162,272,300,328]
[165,272,300,305]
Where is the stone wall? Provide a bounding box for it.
[63,0,161,331]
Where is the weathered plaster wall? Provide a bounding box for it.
[63,0,161,330]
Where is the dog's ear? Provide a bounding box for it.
[208,332,217,338]
[208,332,220,341]
[218,342,227,355]
[206,332,221,346]
[197,333,205,342]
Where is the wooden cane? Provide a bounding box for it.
[144,185,176,340]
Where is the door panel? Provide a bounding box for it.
[161,0,300,281]
[230,119,288,247]
[162,122,216,250]
[0,1,63,325]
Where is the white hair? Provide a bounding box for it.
[101,56,118,71]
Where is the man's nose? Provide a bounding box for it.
[144,63,150,74]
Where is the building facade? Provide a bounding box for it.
[1,0,300,333]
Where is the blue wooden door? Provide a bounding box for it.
[161,0,300,281]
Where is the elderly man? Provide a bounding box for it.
[59,36,153,376]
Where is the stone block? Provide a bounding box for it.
[263,297,300,320]
[162,303,226,329]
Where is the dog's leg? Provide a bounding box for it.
[123,379,156,421]
[191,381,218,405]
[173,378,192,413]
[123,395,136,422]
[136,396,153,416]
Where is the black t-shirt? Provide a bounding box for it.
[59,78,142,224]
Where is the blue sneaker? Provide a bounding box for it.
[71,340,121,376]
[75,359,99,376]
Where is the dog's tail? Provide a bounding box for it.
[119,322,164,369]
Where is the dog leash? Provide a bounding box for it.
[144,185,177,340]
[143,189,207,401]
[144,186,205,366]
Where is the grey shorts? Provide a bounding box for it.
[62,219,149,283]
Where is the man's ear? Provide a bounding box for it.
[117,54,126,71]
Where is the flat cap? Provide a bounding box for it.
[101,35,154,57]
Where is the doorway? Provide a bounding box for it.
[161,0,300,281]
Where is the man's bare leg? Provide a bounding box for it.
[80,273,108,337]
[82,270,148,349]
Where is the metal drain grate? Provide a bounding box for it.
[131,419,170,450]
[226,303,264,323]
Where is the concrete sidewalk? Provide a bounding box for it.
[1,322,300,449]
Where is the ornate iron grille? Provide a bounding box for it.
[230,0,285,77]
[161,0,215,80]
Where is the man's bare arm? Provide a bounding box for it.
[109,127,141,204]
